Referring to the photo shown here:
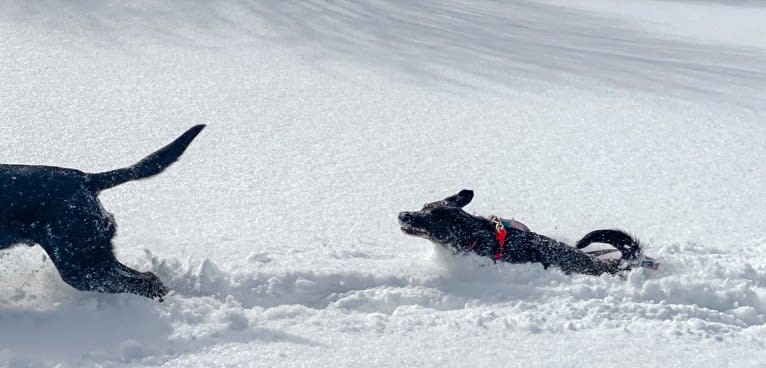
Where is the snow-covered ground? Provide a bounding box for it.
[1,0,765,366]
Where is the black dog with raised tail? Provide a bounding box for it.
[1,125,205,300]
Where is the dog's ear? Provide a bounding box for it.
[443,189,473,208]
[423,189,474,210]
[452,189,473,207]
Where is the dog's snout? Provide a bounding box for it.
[398,212,413,223]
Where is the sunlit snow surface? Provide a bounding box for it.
[1,1,765,367]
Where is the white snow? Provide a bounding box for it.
[1,0,765,367]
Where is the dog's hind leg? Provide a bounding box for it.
[39,236,169,300]
[519,233,617,275]
[539,241,617,275]
[89,259,169,300]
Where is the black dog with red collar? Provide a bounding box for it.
[399,189,654,276]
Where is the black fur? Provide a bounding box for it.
[398,189,642,276]
[0,125,205,300]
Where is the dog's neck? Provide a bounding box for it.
[460,216,507,260]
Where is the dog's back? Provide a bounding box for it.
[1,165,89,244]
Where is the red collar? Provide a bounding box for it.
[465,216,508,261]
[490,216,507,261]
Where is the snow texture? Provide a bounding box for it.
[1,0,765,367]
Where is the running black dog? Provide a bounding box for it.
[0,125,205,300]
[399,189,654,275]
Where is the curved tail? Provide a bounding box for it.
[575,229,641,261]
[86,125,206,192]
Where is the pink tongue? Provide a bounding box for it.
[508,219,530,232]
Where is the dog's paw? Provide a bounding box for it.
[145,280,170,301]
[151,284,170,302]
[132,272,170,301]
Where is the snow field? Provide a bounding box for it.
[1,0,765,367]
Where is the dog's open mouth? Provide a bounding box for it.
[400,225,428,236]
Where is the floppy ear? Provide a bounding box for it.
[423,189,474,209]
[449,189,473,207]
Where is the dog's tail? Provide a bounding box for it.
[575,229,641,261]
[86,125,206,192]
